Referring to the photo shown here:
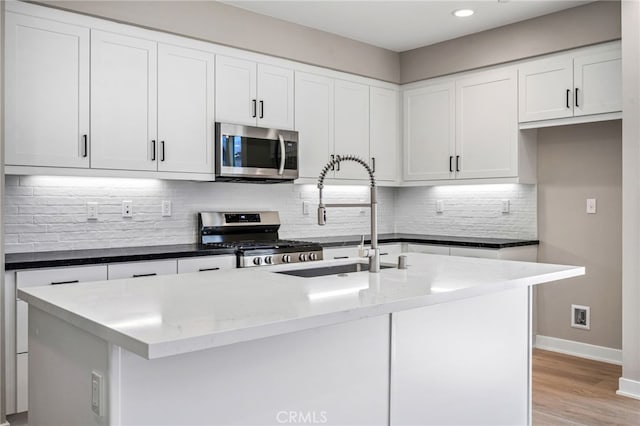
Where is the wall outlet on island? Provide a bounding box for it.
[571,304,590,330]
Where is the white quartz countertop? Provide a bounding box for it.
[18,253,584,360]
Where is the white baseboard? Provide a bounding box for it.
[617,377,640,400]
[534,335,622,365]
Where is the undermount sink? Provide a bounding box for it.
[277,262,394,278]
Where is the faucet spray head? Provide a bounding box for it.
[318,206,326,225]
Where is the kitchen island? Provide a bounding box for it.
[18,253,584,426]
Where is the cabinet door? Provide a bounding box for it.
[91,30,158,171]
[518,56,573,122]
[108,259,177,280]
[370,87,399,182]
[294,72,334,179]
[257,64,294,130]
[158,44,215,173]
[177,255,236,274]
[402,82,455,181]
[334,79,370,180]
[456,69,518,179]
[215,55,257,126]
[573,48,622,116]
[4,12,89,168]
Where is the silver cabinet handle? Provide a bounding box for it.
[132,273,157,278]
[198,267,220,272]
[151,140,156,161]
[278,134,285,175]
[259,100,264,119]
[82,135,88,158]
[252,99,257,118]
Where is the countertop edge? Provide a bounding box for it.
[17,261,584,360]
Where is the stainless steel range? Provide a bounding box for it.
[198,211,323,268]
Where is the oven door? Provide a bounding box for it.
[215,123,299,180]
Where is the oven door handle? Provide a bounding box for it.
[278,134,286,175]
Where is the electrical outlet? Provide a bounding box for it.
[436,200,444,213]
[501,199,510,214]
[91,370,104,416]
[586,198,597,214]
[122,200,133,218]
[571,304,590,330]
[302,201,310,215]
[162,200,172,217]
[87,202,98,220]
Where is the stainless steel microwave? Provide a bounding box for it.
[215,122,299,182]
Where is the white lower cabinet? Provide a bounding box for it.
[177,255,237,274]
[10,265,108,415]
[108,259,177,280]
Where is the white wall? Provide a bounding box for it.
[620,0,640,400]
[394,184,537,240]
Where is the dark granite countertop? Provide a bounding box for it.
[305,233,539,249]
[5,244,236,271]
[5,234,538,270]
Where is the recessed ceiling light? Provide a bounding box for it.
[453,9,475,18]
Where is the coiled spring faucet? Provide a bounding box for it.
[317,155,380,273]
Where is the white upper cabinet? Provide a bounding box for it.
[215,55,257,127]
[573,49,622,116]
[90,30,158,171]
[403,82,455,181]
[370,87,399,182]
[295,72,334,180]
[518,43,621,123]
[334,79,370,180]
[403,68,520,183]
[455,69,518,179]
[257,64,295,129]
[216,56,294,130]
[4,12,90,168]
[518,56,573,122]
[158,44,215,174]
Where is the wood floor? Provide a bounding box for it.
[533,349,640,425]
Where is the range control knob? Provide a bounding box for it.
[309,252,318,261]
[282,254,291,263]
[253,257,263,266]
[264,256,273,264]
[299,253,308,262]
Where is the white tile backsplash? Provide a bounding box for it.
[4,176,537,253]
[394,184,537,240]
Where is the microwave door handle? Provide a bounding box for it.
[278,134,285,175]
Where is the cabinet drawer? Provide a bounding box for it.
[16,265,107,290]
[449,247,499,259]
[16,353,27,414]
[323,247,361,259]
[108,259,177,280]
[177,256,236,274]
[407,244,450,255]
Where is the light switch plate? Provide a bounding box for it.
[87,202,98,220]
[162,200,172,217]
[302,201,310,215]
[91,370,104,416]
[501,199,510,214]
[586,198,597,214]
[436,200,444,213]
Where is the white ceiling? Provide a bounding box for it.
[223,0,594,52]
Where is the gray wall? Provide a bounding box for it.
[400,0,621,84]
[537,121,622,350]
[38,0,400,83]
[621,0,640,389]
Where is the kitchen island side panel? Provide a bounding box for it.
[28,306,109,426]
[391,286,530,426]
[113,314,390,426]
